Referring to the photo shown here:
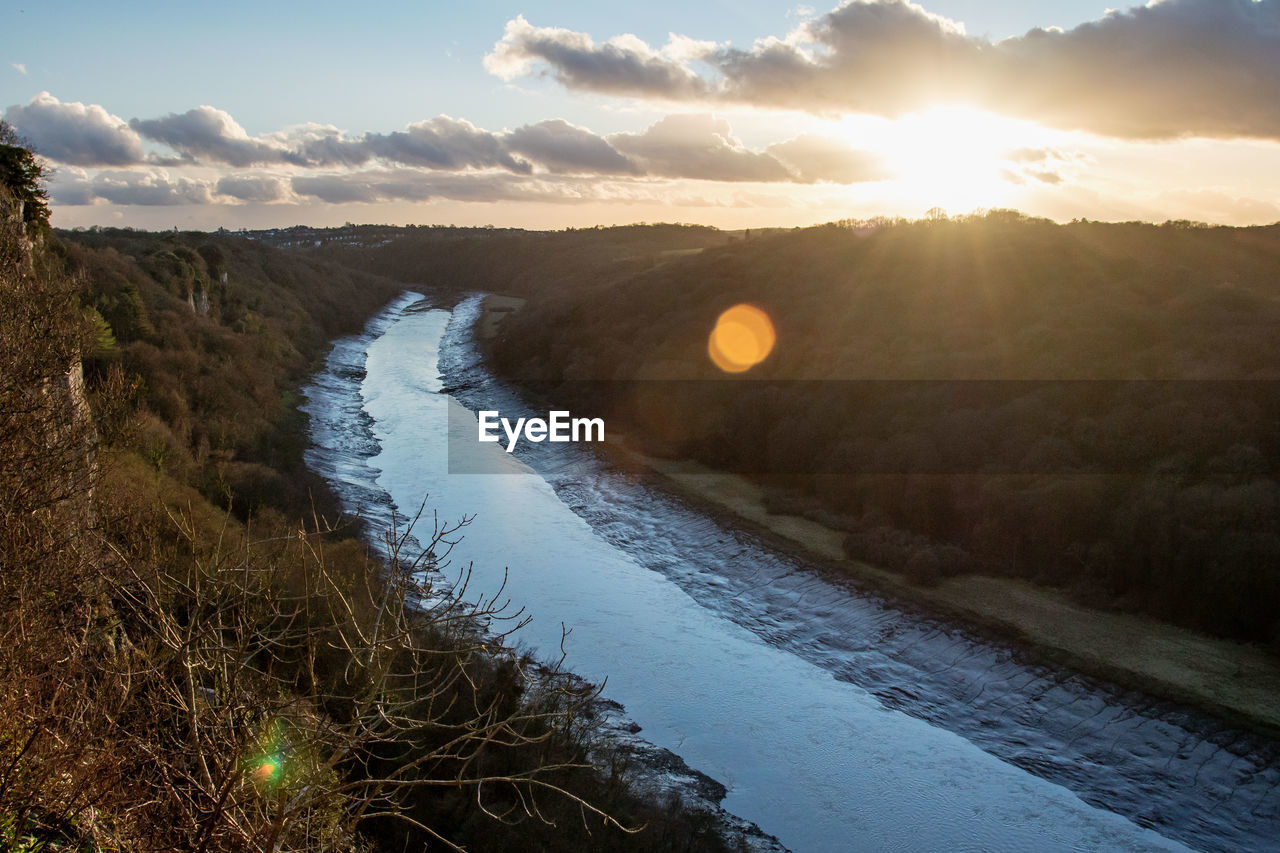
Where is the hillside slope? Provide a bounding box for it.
[1,137,737,850]
[487,214,1280,646]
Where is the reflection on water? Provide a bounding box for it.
[303,293,1278,853]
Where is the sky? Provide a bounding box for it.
[3,0,1280,230]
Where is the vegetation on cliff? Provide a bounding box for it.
[0,129,732,852]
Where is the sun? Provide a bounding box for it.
[871,106,1039,214]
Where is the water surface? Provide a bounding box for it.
[303,293,1278,852]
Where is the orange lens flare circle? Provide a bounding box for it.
[708,304,775,373]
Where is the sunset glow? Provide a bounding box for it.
[4,1,1279,227]
[877,107,1035,213]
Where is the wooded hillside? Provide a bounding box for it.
[1,133,734,851]
[486,214,1280,645]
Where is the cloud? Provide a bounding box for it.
[289,117,535,173]
[9,91,888,186]
[765,134,889,183]
[54,169,215,206]
[485,0,1280,140]
[215,174,291,202]
[608,115,792,182]
[711,0,979,117]
[48,167,94,205]
[361,117,532,173]
[289,168,787,207]
[131,106,293,167]
[11,63,26,76]
[1000,146,1079,185]
[290,170,602,205]
[130,110,534,173]
[485,15,710,100]
[505,119,642,175]
[292,171,535,204]
[3,92,146,165]
[24,93,889,210]
[994,0,1280,138]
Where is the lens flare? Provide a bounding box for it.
[246,719,287,792]
[709,304,775,373]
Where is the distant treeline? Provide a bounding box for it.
[305,222,732,297]
[480,212,1280,645]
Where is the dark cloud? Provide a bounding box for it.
[485,0,1280,140]
[506,119,642,175]
[11,90,887,188]
[765,134,889,183]
[291,174,383,204]
[24,93,888,209]
[131,111,534,173]
[3,92,146,165]
[363,117,532,173]
[131,106,292,167]
[994,0,1280,138]
[284,126,369,168]
[290,118,535,173]
[609,115,792,182]
[714,0,982,118]
[215,174,290,202]
[486,15,709,99]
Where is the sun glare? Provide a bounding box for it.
[868,107,1041,214]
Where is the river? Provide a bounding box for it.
[302,292,1279,853]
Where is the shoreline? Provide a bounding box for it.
[616,443,1280,742]
[475,293,1280,742]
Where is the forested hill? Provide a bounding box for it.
[56,226,407,521]
[479,214,1280,646]
[300,222,732,297]
[492,215,1280,381]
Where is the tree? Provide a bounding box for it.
[0,120,51,230]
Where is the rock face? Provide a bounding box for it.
[1,191,98,538]
[44,356,98,523]
[1,196,33,269]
